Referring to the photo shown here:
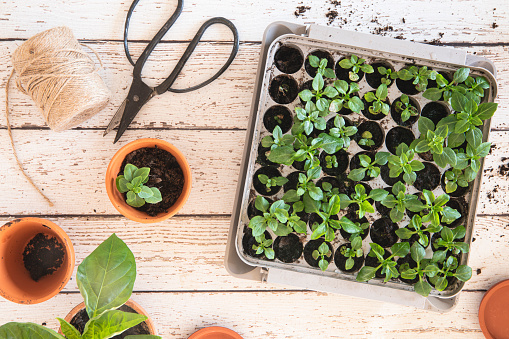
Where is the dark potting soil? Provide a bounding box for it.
[390,95,420,127]
[268,75,299,104]
[335,57,364,83]
[308,213,339,233]
[339,213,369,241]
[347,183,373,217]
[385,126,415,155]
[256,142,277,167]
[70,305,151,338]
[22,233,65,282]
[253,166,283,196]
[440,171,470,198]
[397,254,419,284]
[421,102,449,126]
[375,191,392,216]
[361,95,391,121]
[365,249,391,279]
[120,147,184,217]
[413,162,440,191]
[349,151,375,181]
[283,171,305,192]
[292,159,306,171]
[334,243,364,273]
[380,164,404,186]
[370,217,399,248]
[274,233,303,263]
[396,77,420,95]
[263,105,293,134]
[274,45,304,74]
[354,121,384,151]
[305,50,334,78]
[444,198,467,228]
[316,176,340,191]
[247,197,273,219]
[319,150,349,176]
[303,239,333,268]
[242,229,272,259]
[326,116,353,132]
[417,150,434,162]
[365,62,395,89]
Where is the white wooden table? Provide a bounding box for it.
[0,0,508,337]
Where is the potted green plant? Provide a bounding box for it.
[0,234,160,339]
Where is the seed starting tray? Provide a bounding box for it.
[225,22,498,312]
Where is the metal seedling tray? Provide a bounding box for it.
[225,22,498,312]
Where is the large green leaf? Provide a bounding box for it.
[77,234,137,319]
[0,323,64,339]
[82,310,147,339]
[57,318,82,339]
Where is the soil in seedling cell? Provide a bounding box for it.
[283,171,305,192]
[316,176,341,191]
[274,233,303,263]
[120,147,184,216]
[70,304,151,338]
[397,254,419,284]
[303,239,333,268]
[340,213,369,240]
[421,102,449,126]
[247,197,273,219]
[362,94,391,121]
[347,183,373,216]
[354,121,384,151]
[263,105,293,133]
[350,151,376,181]
[396,75,420,95]
[256,142,277,167]
[274,45,304,74]
[370,217,399,248]
[375,189,392,216]
[413,162,440,191]
[308,213,339,233]
[380,164,404,186]
[253,166,283,196]
[22,233,65,282]
[268,74,299,104]
[319,149,349,176]
[417,150,433,162]
[243,229,273,259]
[326,116,353,132]
[335,57,364,83]
[390,95,420,127]
[305,50,334,78]
[444,198,467,228]
[366,62,395,88]
[365,249,391,279]
[292,159,306,171]
[334,243,364,273]
[385,126,415,155]
[440,171,470,198]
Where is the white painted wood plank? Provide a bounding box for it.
[0,0,507,43]
[0,290,489,338]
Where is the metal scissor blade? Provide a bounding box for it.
[103,99,128,137]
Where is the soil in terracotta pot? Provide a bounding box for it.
[444,198,467,228]
[22,233,65,282]
[354,121,384,151]
[334,243,364,273]
[305,50,334,78]
[421,102,449,126]
[335,57,364,83]
[274,233,303,263]
[253,166,283,196]
[256,142,277,167]
[390,95,420,127]
[365,62,395,88]
[340,213,370,241]
[365,249,391,279]
[274,45,304,74]
[397,254,419,284]
[247,197,273,219]
[263,105,293,134]
[385,126,415,155]
[303,239,333,268]
[120,147,184,217]
[370,217,399,248]
[70,305,151,338]
[361,95,391,121]
[319,150,349,176]
[349,151,376,181]
[380,164,404,186]
[242,229,273,259]
[413,162,440,191]
[268,75,298,104]
[283,171,305,192]
[396,76,420,95]
[440,171,470,198]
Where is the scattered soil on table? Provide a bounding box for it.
[370,217,398,248]
[120,147,184,217]
[421,102,449,126]
[305,50,334,78]
[274,45,304,74]
[70,305,151,338]
[243,229,273,259]
[390,95,420,127]
[253,166,283,196]
[22,233,65,282]
[334,243,364,273]
[365,62,395,89]
[385,126,415,154]
[326,10,339,25]
[274,233,303,263]
[303,239,333,268]
[294,5,311,18]
[499,157,509,176]
[492,22,498,29]
[354,121,384,151]
[423,32,445,46]
[269,75,299,104]
[263,105,293,134]
[413,162,440,191]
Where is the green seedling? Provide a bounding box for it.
[358,130,375,147]
[399,242,440,297]
[116,164,162,208]
[282,167,323,213]
[308,55,336,79]
[257,174,288,192]
[347,152,390,181]
[253,234,275,259]
[397,65,437,92]
[340,236,364,271]
[357,242,410,282]
[261,125,295,150]
[287,201,308,234]
[387,143,425,185]
[364,84,390,116]
[378,66,398,85]
[273,114,283,124]
[310,195,361,241]
[328,115,358,150]
[420,190,461,227]
[412,116,456,169]
[312,242,333,271]
[395,214,441,248]
[339,184,389,218]
[432,226,469,263]
[343,220,370,241]
[444,168,469,194]
[248,196,292,237]
[452,127,491,182]
[381,181,425,223]
[329,80,365,114]
[394,94,419,122]
[325,155,338,169]
[338,54,374,81]
[294,101,327,136]
[428,255,472,292]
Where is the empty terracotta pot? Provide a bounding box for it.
[105,138,192,223]
[0,218,75,304]
[479,279,509,339]
[188,326,243,339]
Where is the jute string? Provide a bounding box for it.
[5,27,111,206]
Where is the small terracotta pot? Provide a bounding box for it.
[0,218,75,304]
[106,138,192,223]
[59,299,156,335]
[479,279,509,339]
[188,326,243,339]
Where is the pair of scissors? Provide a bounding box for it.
[104,0,239,143]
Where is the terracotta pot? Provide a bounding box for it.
[479,279,509,339]
[0,218,75,304]
[188,326,243,339]
[106,138,192,223]
[59,299,156,335]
